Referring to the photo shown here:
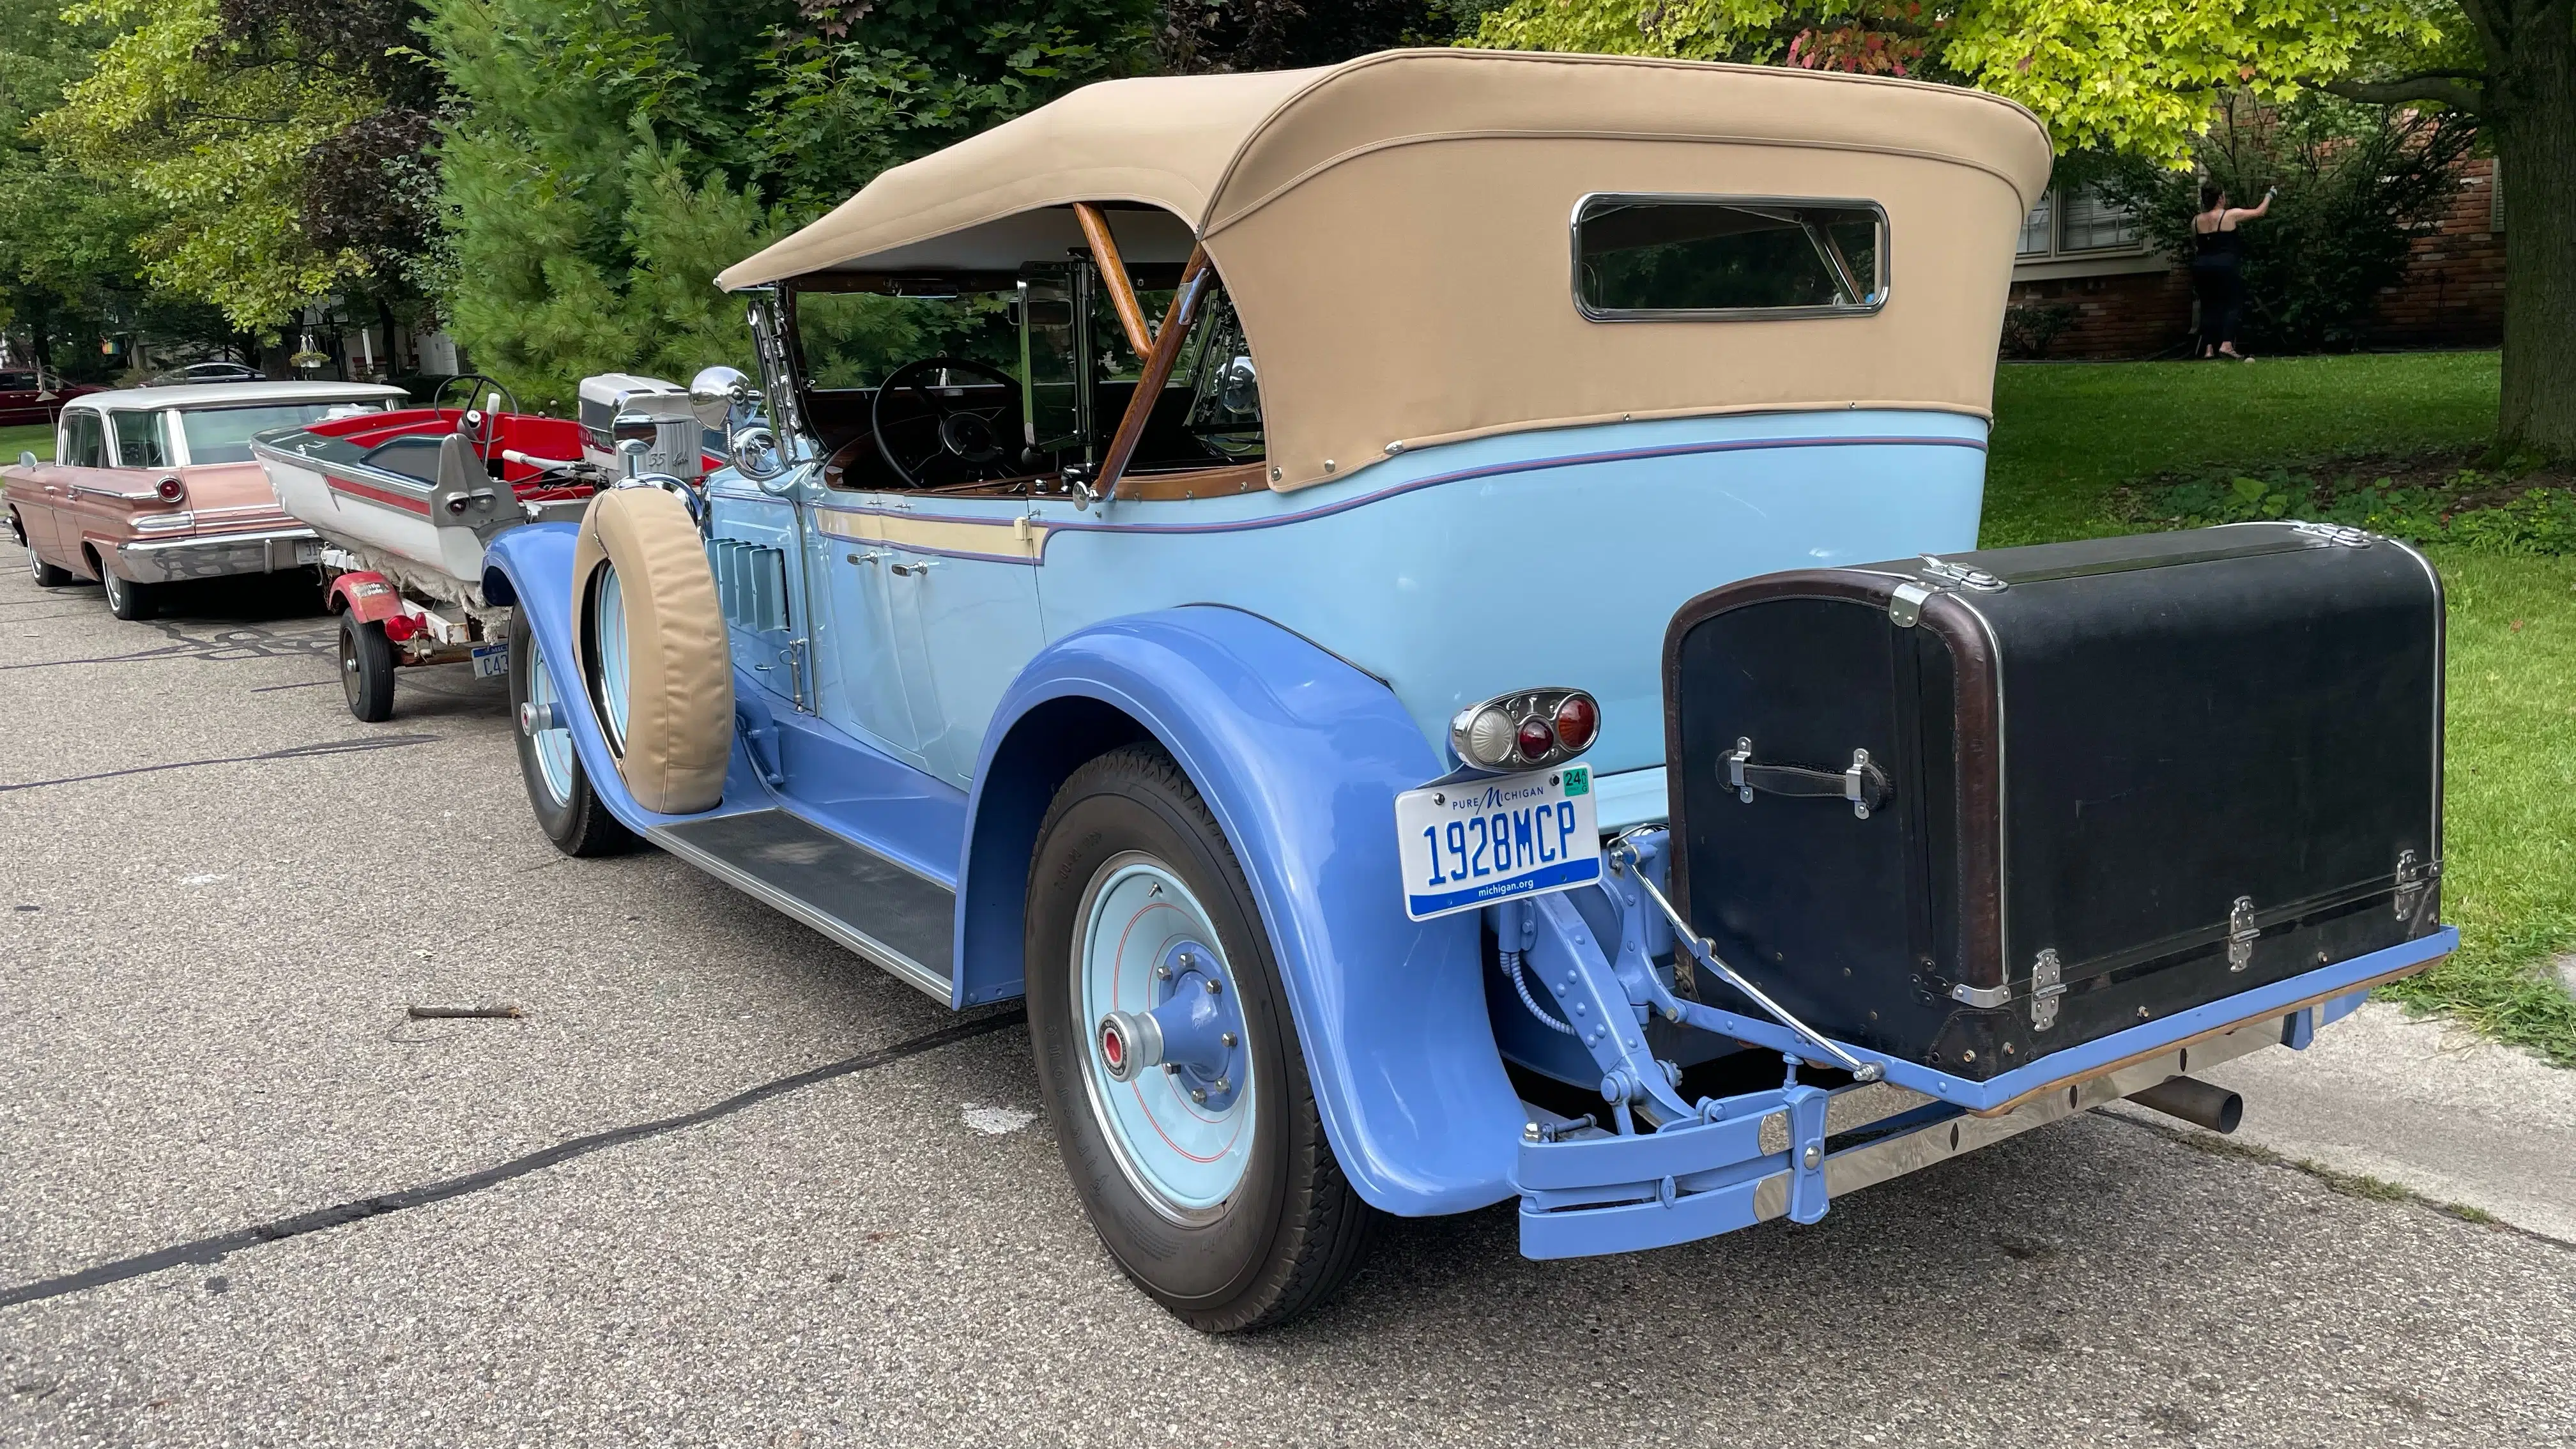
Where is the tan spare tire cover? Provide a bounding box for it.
[570,487,733,815]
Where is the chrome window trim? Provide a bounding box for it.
[1570,192,1891,323]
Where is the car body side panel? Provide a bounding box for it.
[964,606,1524,1216]
[815,410,1989,779]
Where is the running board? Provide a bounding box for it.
[648,809,954,1003]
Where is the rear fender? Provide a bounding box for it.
[962,605,1525,1216]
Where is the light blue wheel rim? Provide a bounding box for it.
[526,632,574,805]
[1074,852,1257,1222]
[595,564,631,753]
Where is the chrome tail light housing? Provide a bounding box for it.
[1449,687,1600,772]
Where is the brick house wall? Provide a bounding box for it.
[2005,157,2506,360]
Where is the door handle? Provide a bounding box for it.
[888,558,939,578]
[845,550,885,566]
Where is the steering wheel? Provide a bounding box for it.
[869,356,1022,488]
[430,373,521,459]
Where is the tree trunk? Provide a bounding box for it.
[2490,14,2576,457]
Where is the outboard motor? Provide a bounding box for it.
[578,373,705,483]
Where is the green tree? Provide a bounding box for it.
[423,0,1160,406]
[33,0,376,328]
[1468,1,2576,457]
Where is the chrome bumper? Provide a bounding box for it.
[114,528,320,583]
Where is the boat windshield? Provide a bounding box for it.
[180,401,389,464]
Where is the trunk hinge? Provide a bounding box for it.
[2394,850,2440,922]
[2227,894,2259,973]
[2030,947,2064,1031]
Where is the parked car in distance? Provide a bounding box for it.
[144,360,267,387]
[3,381,408,619]
[0,368,102,426]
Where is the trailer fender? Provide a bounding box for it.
[326,571,406,624]
[962,605,1526,1216]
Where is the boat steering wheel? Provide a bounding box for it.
[430,373,523,459]
[869,357,1022,488]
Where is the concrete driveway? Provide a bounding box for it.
[3,549,2572,1448]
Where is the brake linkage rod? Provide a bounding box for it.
[1611,838,1884,1084]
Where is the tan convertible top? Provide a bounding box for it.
[721,49,2055,491]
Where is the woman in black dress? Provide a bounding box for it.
[2193,183,2273,359]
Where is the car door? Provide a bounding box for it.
[18,409,103,568]
[871,501,1046,786]
[802,494,930,771]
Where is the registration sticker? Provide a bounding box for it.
[469,643,509,679]
[1393,765,1602,921]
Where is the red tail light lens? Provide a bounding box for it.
[154,476,185,502]
[1516,718,1556,763]
[1552,693,1598,751]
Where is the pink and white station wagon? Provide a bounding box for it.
[3,381,406,620]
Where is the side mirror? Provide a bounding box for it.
[687,365,753,429]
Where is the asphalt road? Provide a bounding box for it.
[3,551,2572,1448]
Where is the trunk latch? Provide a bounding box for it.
[2030,948,2064,1031]
[2227,895,2259,972]
[2394,849,2440,921]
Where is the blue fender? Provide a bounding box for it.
[962,604,1526,1216]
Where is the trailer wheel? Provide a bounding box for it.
[100,567,157,621]
[1026,742,1377,1333]
[508,609,633,857]
[339,613,396,721]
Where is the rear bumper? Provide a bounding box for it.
[1516,927,2456,1259]
[114,527,319,583]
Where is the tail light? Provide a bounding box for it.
[154,475,185,502]
[381,613,422,643]
[1449,687,1601,772]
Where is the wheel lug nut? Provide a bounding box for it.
[1220,1032,1237,1048]
[1153,964,1171,980]
[1212,1077,1230,1094]
[1190,1087,1208,1103]
[1203,977,1221,995]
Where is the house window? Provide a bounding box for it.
[2016,184,2143,261]
[2017,194,2054,257]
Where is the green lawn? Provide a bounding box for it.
[0,421,53,461]
[1982,349,2576,1065]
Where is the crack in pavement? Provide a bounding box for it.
[0,733,441,793]
[0,1009,1029,1309]
[0,620,337,672]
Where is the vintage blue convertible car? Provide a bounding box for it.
[481,50,2455,1330]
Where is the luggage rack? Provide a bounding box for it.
[1491,824,2456,1259]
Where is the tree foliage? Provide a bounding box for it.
[1467,1,2447,165]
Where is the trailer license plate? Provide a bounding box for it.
[470,643,509,679]
[1394,765,1601,921]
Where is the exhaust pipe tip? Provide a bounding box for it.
[2127,1075,2244,1134]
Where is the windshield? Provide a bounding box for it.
[180,402,385,464]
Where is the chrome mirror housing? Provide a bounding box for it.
[688,365,753,429]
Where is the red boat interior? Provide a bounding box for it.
[305,407,595,497]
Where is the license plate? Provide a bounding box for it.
[292,540,321,565]
[470,643,509,679]
[1394,765,1601,921]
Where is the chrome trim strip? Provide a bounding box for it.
[643,822,952,1003]
[117,526,317,555]
[1570,193,1891,323]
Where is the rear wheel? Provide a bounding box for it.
[100,567,157,620]
[1026,744,1377,1332]
[509,608,633,857]
[338,613,396,722]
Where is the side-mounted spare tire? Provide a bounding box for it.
[569,486,732,815]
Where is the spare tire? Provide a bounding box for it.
[569,486,733,815]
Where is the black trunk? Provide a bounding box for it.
[1662,525,2446,1080]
